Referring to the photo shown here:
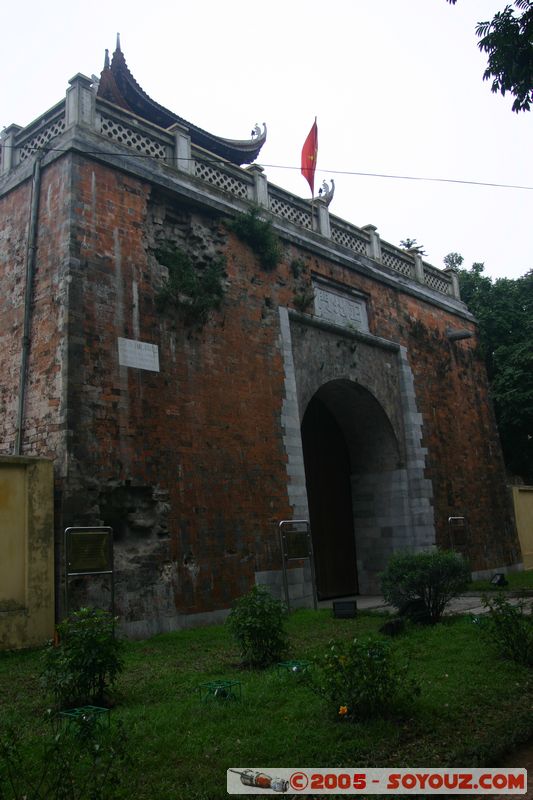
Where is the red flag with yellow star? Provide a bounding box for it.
[301,118,318,196]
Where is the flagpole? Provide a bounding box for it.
[311,116,316,231]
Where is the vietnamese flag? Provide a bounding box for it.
[301,118,318,196]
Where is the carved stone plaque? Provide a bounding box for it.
[314,286,369,332]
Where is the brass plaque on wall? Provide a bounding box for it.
[66,528,113,574]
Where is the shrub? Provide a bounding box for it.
[229,207,281,271]
[481,593,533,666]
[226,585,288,667]
[41,608,124,708]
[311,636,419,721]
[381,550,471,624]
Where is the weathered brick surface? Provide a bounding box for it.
[0,151,519,632]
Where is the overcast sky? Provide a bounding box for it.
[3,0,532,280]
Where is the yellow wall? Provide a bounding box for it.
[512,486,533,570]
[0,456,54,650]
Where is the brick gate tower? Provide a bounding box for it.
[0,40,521,636]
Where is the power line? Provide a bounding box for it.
[2,142,532,191]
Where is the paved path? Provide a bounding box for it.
[318,594,533,615]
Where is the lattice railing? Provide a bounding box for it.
[423,264,452,295]
[99,114,169,160]
[269,191,312,230]
[2,90,457,301]
[381,245,415,279]
[16,104,66,163]
[194,158,252,200]
[330,220,368,255]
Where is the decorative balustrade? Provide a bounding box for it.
[269,185,313,230]
[193,148,253,201]
[96,98,173,161]
[0,74,457,300]
[381,243,416,280]
[423,263,453,295]
[330,216,369,256]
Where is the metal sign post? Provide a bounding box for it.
[64,527,114,617]
[448,516,467,555]
[279,519,318,612]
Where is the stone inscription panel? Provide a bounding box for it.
[314,286,369,332]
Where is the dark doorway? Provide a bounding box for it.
[301,395,358,599]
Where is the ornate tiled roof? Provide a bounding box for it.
[97,36,266,166]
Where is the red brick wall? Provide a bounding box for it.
[0,157,71,467]
[0,152,518,627]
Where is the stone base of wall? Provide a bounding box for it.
[255,565,315,609]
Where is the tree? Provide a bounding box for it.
[447,1,533,112]
[453,258,533,482]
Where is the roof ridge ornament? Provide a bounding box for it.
[115,32,121,53]
[318,179,335,206]
[104,48,110,70]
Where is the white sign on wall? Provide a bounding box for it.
[117,337,160,372]
[314,286,369,332]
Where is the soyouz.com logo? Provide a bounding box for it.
[227,767,527,794]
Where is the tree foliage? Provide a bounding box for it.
[456,261,533,482]
[447,1,533,112]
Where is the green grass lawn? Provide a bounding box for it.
[469,569,533,593]
[1,610,532,799]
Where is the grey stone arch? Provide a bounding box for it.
[301,378,411,596]
[279,308,436,597]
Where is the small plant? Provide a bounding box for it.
[311,636,419,721]
[290,258,307,278]
[0,718,127,800]
[381,550,471,624]
[41,608,124,708]
[156,245,225,324]
[293,290,315,313]
[229,207,281,271]
[226,585,288,667]
[481,593,533,666]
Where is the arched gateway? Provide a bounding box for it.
[301,380,401,599]
[279,304,437,597]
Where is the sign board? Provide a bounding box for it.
[284,529,309,560]
[118,337,160,372]
[64,527,115,617]
[448,516,467,550]
[279,520,318,612]
[65,527,113,575]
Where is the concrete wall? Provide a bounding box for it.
[512,486,533,569]
[0,456,54,650]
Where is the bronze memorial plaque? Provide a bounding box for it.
[66,528,112,574]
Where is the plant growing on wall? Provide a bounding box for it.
[156,245,226,325]
[229,207,281,271]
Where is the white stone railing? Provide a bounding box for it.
[0,73,458,300]
[193,146,253,201]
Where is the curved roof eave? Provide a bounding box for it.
[96,42,266,166]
